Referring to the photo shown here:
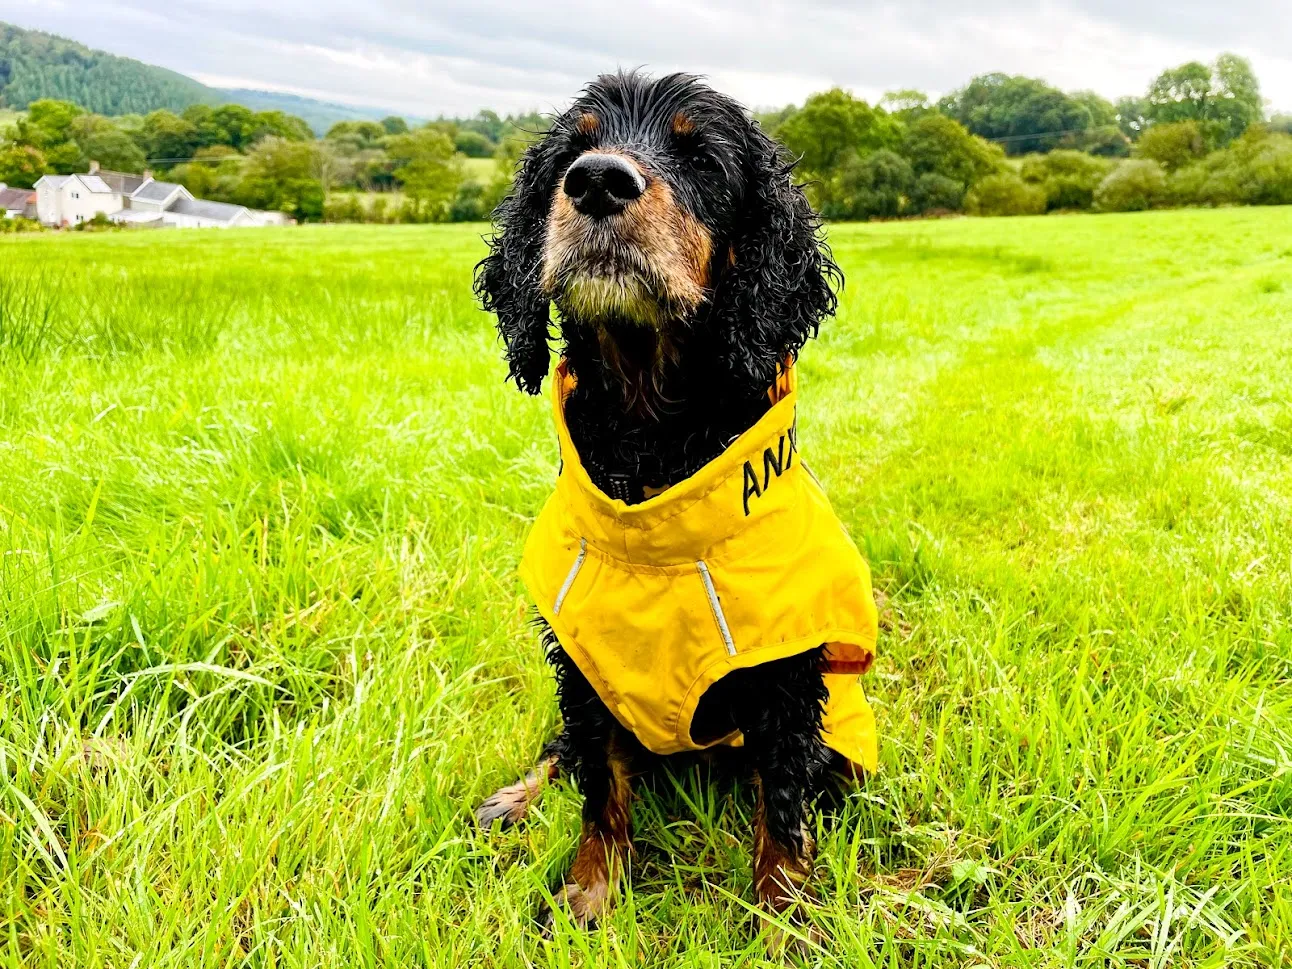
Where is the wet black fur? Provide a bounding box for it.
[476,72,844,881]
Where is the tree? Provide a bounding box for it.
[1116,97,1151,140]
[1073,125,1131,158]
[208,104,258,150]
[0,144,47,187]
[454,130,495,157]
[899,113,1004,186]
[138,110,198,165]
[15,98,83,149]
[458,109,506,143]
[1070,91,1117,128]
[965,173,1046,216]
[325,120,387,149]
[1019,150,1113,209]
[387,126,464,221]
[169,146,243,201]
[938,74,1094,154]
[775,89,902,175]
[880,90,932,122]
[237,137,326,221]
[1063,92,1129,156]
[1212,53,1264,143]
[484,132,531,208]
[823,149,913,220]
[1168,130,1292,207]
[380,116,409,136]
[248,110,313,144]
[1147,61,1213,124]
[1134,121,1207,172]
[180,105,222,149]
[1145,54,1263,146]
[909,173,966,214]
[12,99,85,174]
[449,181,493,221]
[70,115,147,172]
[1093,160,1166,212]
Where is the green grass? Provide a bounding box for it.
[462,156,500,184]
[2,209,1290,967]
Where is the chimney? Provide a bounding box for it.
[89,160,100,174]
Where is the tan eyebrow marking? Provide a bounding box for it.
[575,112,600,135]
[671,112,696,136]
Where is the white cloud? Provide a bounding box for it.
[3,0,1290,116]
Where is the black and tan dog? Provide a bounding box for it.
[474,71,880,933]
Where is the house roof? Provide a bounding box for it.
[167,197,248,222]
[34,174,71,189]
[131,179,185,203]
[78,175,117,194]
[98,171,148,195]
[0,186,34,210]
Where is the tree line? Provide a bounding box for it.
[0,96,539,222]
[758,53,1290,218]
[3,51,1290,225]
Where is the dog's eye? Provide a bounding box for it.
[678,140,722,175]
[668,118,723,174]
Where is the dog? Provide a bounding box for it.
[473,71,880,935]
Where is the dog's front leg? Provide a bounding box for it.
[736,650,830,932]
[544,648,634,930]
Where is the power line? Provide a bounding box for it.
[142,124,1124,165]
[984,126,1119,144]
[144,156,235,164]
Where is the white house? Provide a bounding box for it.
[34,172,122,226]
[34,161,289,229]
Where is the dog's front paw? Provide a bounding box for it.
[476,760,557,830]
[475,784,532,830]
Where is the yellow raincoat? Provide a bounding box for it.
[520,361,879,772]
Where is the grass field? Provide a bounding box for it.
[2,210,1291,967]
[462,156,500,184]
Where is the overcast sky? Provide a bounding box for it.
[8,1,1292,118]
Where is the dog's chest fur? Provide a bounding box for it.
[564,378,771,503]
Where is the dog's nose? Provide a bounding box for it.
[563,153,646,218]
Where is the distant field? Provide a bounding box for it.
[462,155,499,184]
[329,157,498,215]
[0,108,23,129]
[2,210,1291,966]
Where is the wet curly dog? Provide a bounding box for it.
[474,71,879,935]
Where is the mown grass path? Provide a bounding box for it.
[2,211,1290,966]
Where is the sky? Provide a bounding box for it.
[6,1,1292,118]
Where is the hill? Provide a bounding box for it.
[0,22,209,115]
[0,22,415,133]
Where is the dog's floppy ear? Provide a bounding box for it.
[712,122,842,393]
[474,135,561,394]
